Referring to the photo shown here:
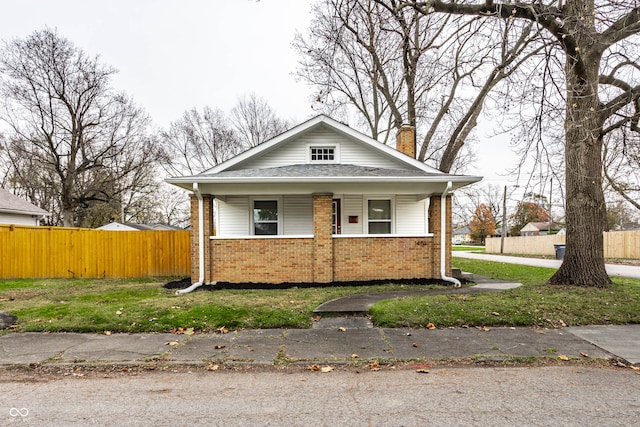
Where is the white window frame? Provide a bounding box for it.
[250,196,282,236]
[306,143,340,164]
[364,196,395,235]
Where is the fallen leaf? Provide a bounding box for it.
[580,352,590,358]
[369,361,380,371]
[412,342,419,348]
[206,364,219,371]
[320,366,334,373]
[104,331,111,336]
[184,327,195,336]
[176,327,185,334]
[491,312,500,316]
[558,355,570,361]
[426,323,436,330]
[115,310,122,315]
[214,345,226,350]
[351,354,359,359]
[165,341,179,346]
[217,326,229,334]
[411,363,431,370]
[476,326,490,332]
[338,327,346,332]
[416,369,430,374]
[308,364,320,371]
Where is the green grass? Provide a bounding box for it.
[0,278,439,333]
[452,245,484,252]
[369,258,640,328]
[2,257,639,333]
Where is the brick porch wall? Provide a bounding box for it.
[211,238,314,283]
[333,236,436,281]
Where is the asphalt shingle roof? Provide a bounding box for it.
[0,188,50,216]
[201,164,444,179]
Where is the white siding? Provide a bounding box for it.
[237,127,409,170]
[282,195,313,235]
[396,196,428,234]
[217,196,250,236]
[0,213,39,226]
[341,195,364,234]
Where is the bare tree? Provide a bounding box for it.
[395,0,640,287]
[158,106,241,176]
[0,29,159,227]
[230,94,290,149]
[296,0,548,172]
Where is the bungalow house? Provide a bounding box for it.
[0,188,50,226]
[520,221,555,237]
[166,115,481,291]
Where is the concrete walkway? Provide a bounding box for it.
[454,251,640,279]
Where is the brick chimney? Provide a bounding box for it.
[396,124,416,158]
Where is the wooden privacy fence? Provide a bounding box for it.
[0,225,190,278]
[486,230,640,259]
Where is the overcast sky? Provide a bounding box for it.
[0,0,525,194]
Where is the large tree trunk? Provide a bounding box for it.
[547,0,610,287]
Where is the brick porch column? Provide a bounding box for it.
[189,194,214,284]
[428,194,453,277]
[312,193,334,283]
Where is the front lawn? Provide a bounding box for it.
[369,258,640,328]
[0,279,436,333]
[2,258,638,333]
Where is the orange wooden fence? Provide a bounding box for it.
[0,225,190,278]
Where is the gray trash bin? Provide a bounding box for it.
[554,244,566,259]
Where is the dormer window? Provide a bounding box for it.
[308,145,339,163]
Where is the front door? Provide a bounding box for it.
[332,199,341,235]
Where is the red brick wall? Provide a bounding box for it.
[333,236,436,281]
[211,238,314,284]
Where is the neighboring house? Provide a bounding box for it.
[97,222,182,231]
[452,226,471,244]
[0,188,50,226]
[520,221,555,236]
[167,115,481,287]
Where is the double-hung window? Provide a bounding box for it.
[367,199,392,234]
[253,200,278,235]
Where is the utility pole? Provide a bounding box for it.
[501,185,507,254]
[549,177,553,231]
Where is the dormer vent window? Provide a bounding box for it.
[310,147,335,162]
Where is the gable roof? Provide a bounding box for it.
[166,115,481,191]
[0,188,50,217]
[204,115,443,175]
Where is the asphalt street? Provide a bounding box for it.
[1,366,639,426]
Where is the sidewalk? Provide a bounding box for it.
[453,251,640,279]
[1,324,638,368]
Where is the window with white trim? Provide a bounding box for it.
[253,200,278,235]
[367,199,392,234]
[308,145,338,163]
